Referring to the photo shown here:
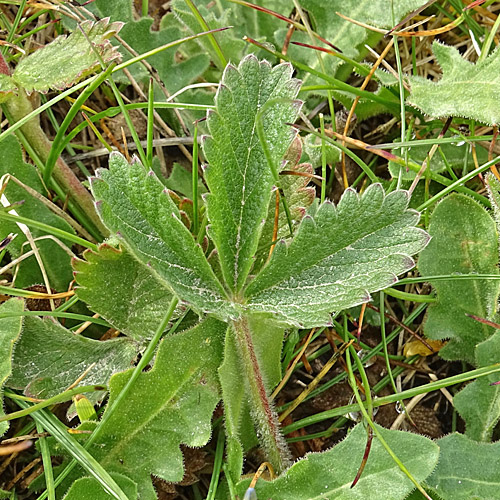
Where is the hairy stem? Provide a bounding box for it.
[232,316,291,473]
[4,91,108,237]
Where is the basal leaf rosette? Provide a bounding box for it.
[245,184,430,327]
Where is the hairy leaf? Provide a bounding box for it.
[0,298,23,436]
[0,136,75,289]
[70,319,225,499]
[418,194,500,363]
[454,331,500,442]
[90,152,234,319]
[63,474,137,500]
[12,19,121,95]
[427,433,500,500]
[408,42,500,125]
[236,423,439,499]
[73,243,182,342]
[203,54,301,292]
[8,315,136,400]
[245,184,429,327]
[218,316,284,482]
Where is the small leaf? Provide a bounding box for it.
[236,423,439,500]
[8,315,136,400]
[68,318,225,499]
[407,42,500,125]
[73,243,182,342]
[63,473,137,500]
[0,73,17,102]
[203,54,301,292]
[13,18,122,94]
[454,331,500,442]
[90,152,234,320]
[417,194,500,363]
[0,298,23,436]
[245,184,429,327]
[426,433,500,499]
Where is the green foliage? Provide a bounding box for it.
[63,474,137,500]
[236,423,439,500]
[0,19,121,96]
[408,42,500,125]
[90,153,234,320]
[245,185,429,327]
[8,315,136,399]
[65,318,224,499]
[0,298,23,436]
[0,136,75,289]
[203,55,301,292]
[73,244,181,342]
[426,433,500,499]
[417,194,500,363]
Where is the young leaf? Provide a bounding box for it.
[407,42,500,125]
[66,318,225,499]
[417,194,500,363]
[245,184,429,327]
[73,243,182,342]
[11,19,122,95]
[235,423,439,500]
[202,54,301,292]
[454,331,500,442]
[90,152,235,319]
[8,315,136,400]
[0,298,23,436]
[0,135,75,290]
[426,433,500,499]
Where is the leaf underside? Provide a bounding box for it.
[203,54,301,292]
[73,243,183,342]
[245,184,429,327]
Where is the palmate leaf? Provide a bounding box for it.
[8,315,136,400]
[0,298,23,436]
[0,19,122,97]
[90,152,235,320]
[73,243,183,342]
[63,319,225,500]
[408,42,500,125]
[417,194,500,363]
[235,423,439,500]
[426,433,500,500]
[245,184,429,327]
[202,54,301,292]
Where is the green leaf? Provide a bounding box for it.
[13,19,122,94]
[218,316,284,482]
[486,172,500,232]
[8,315,136,400]
[90,152,234,319]
[407,42,500,125]
[0,135,75,289]
[417,194,500,363]
[71,318,225,499]
[203,54,301,292]
[236,423,439,500]
[0,298,23,436]
[63,474,137,500]
[245,184,429,327]
[73,243,182,342]
[426,433,500,500]
[454,331,500,442]
[0,73,17,102]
